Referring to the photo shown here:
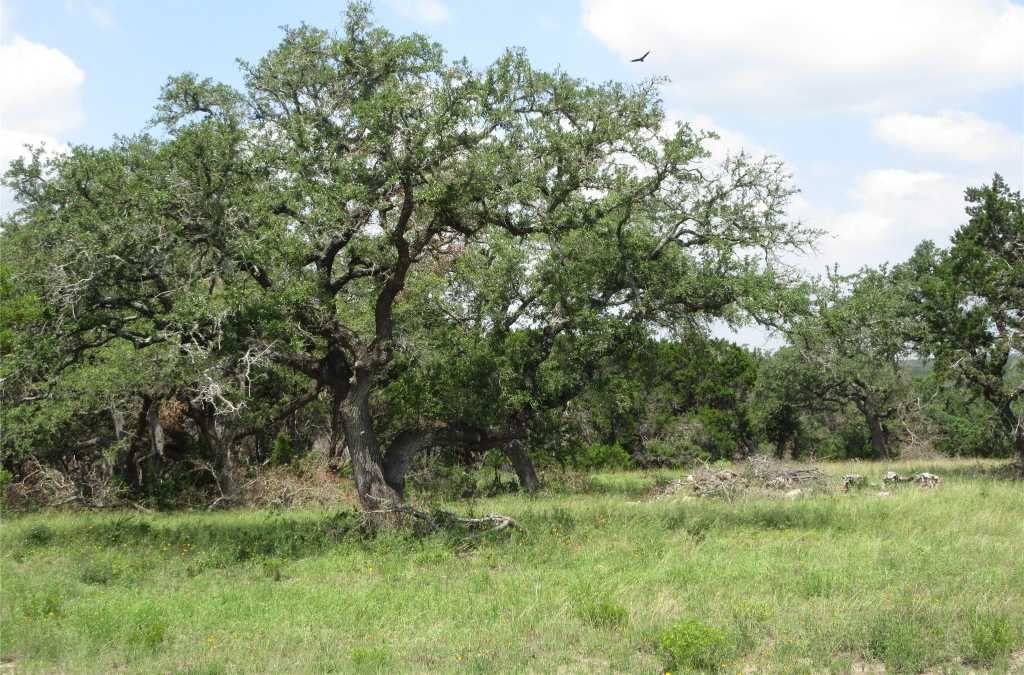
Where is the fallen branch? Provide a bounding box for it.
[364,503,524,536]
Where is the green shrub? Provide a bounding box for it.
[815,418,873,460]
[635,439,690,468]
[966,612,1016,666]
[270,432,295,467]
[658,618,733,672]
[576,443,631,470]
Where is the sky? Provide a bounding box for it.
[1,0,1022,346]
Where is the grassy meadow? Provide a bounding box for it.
[1,458,1022,674]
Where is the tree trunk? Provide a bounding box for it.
[859,404,891,460]
[382,429,429,499]
[117,397,152,492]
[864,411,888,458]
[504,440,540,493]
[999,403,1024,467]
[337,375,404,526]
[189,403,234,498]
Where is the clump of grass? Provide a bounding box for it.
[866,606,942,673]
[24,523,54,546]
[966,611,1017,667]
[125,606,167,652]
[78,558,116,585]
[23,588,63,619]
[350,645,391,672]
[179,663,227,675]
[574,597,629,628]
[261,557,284,581]
[657,618,734,672]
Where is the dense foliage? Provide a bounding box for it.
[1,6,1020,514]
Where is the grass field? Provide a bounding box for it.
[1,458,1022,674]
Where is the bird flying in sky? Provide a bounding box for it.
[631,51,650,63]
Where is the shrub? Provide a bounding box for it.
[576,443,631,470]
[634,439,689,468]
[270,432,295,467]
[658,618,733,672]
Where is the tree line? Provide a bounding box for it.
[1,5,1020,523]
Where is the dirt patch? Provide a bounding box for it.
[1010,648,1024,673]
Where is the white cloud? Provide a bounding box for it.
[384,0,450,24]
[872,111,1023,164]
[664,111,775,168]
[582,0,1023,114]
[64,0,116,29]
[0,35,85,213]
[796,169,977,274]
[0,35,85,135]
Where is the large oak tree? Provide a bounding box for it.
[3,5,814,520]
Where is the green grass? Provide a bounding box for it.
[1,459,1022,673]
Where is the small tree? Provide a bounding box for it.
[784,268,916,458]
[904,175,1024,465]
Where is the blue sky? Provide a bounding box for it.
[2,0,1021,344]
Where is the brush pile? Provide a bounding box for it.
[684,455,828,498]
